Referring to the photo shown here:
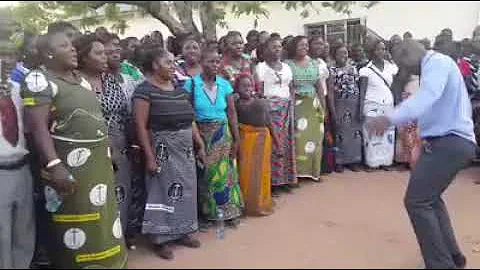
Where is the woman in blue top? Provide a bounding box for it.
[184,48,244,227]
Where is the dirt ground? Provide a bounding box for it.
[127,167,480,269]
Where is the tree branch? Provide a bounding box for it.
[200,1,217,40]
[173,1,199,35]
[145,1,188,36]
[66,1,188,36]
[61,1,148,9]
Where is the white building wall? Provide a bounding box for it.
[117,1,479,42]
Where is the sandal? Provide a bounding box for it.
[154,244,174,260]
[177,235,201,248]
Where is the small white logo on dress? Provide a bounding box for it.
[63,228,86,250]
[67,148,91,168]
[112,216,123,239]
[304,141,316,154]
[297,118,308,131]
[89,184,108,207]
[25,72,49,93]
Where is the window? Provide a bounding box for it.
[305,18,366,46]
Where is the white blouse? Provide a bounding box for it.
[359,60,399,105]
[255,62,293,99]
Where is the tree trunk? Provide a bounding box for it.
[173,1,200,36]
[145,1,189,36]
[200,1,217,41]
[85,1,190,36]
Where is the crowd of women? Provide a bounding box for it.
[1,19,479,269]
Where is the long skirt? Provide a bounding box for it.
[334,96,363,165]
[269,98,297,186]
[395,76,421,164]
[398,122,422,169]
[394,130,409,164]
[362,101,395,168]
[109,128,133,235]
[124,117,146,237]
[472,99,480,153]
[44,136,127,269]
[238,124,273,216]
[197,122,244,221]
[294,94,325,180]
[321,105,337,173]
[126,146,146,237]
[142,128,198,244]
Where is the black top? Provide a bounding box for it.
[133,81,195,131]
[235,95,272,127]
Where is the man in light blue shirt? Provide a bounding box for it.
[367,40,477,269]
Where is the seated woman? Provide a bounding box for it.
[184,48,244,228]
[234,74,277,216]
[133,44,205,260]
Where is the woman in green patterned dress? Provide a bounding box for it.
[22,32,126,269]
[285,36,326,183]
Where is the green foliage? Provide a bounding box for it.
[11,1,379,37]
[11,1,131,35]
[11,2,67,34]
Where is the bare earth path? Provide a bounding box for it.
[128,167,480,269]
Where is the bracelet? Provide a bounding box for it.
[46,158,62,169]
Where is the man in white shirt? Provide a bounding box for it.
[0,69,35,269]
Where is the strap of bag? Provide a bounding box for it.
[368,66,391,90]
